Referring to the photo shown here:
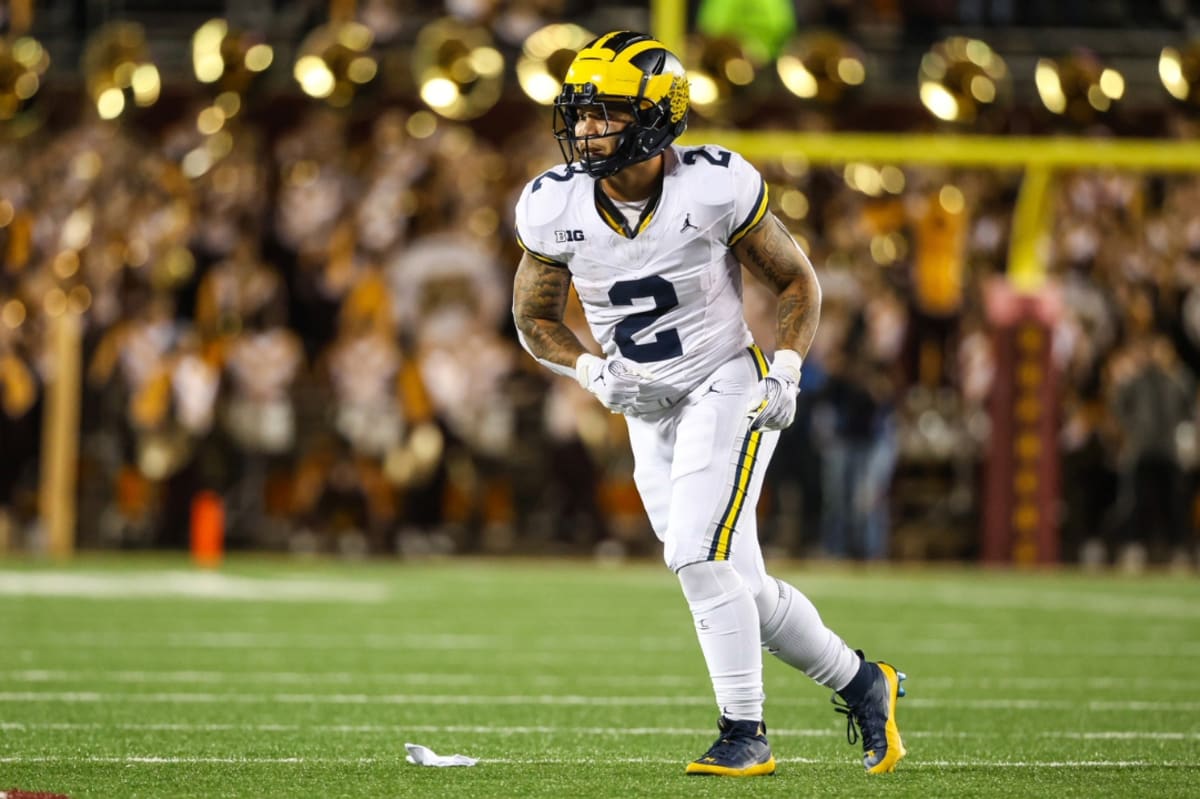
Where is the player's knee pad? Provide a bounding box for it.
[677,559,745,603]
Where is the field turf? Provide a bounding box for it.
[1,556,1198,797]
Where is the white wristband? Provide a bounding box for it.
[771,349,803,376]
[575,353,604,389]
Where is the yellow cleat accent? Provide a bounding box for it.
[685,755,777,777]
[686,717,777,777]
[864,662,907,774]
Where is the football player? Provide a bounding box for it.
[511,31,907,776]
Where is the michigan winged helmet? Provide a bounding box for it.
[553,31,690,178]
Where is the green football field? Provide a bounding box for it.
[1,556,1198,798]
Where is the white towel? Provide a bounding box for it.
[404,742,479,767]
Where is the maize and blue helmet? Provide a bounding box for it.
[553,31,690,178]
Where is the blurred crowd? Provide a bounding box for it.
[0,94,1197,568]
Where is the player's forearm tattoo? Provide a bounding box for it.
[775,286,819,356]
[513,259,588,368]
[740,216,821,356]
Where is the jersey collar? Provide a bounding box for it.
[593,174,664,239]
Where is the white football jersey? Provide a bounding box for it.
[515,144,768,414]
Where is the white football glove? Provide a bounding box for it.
[746,349,803,431]
[576,353,655,414]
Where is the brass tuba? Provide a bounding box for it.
[1034,50,1125,124]
[293,21,378,107]
[919,37,1010,124]
[686,33,761,122]
[516,23,594,106]
[192,18,274,96]
[412,18,504,121]
[0,34,49,133]
[81,22,161,120]
[776,30,866,106]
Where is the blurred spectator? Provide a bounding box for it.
[1106,294,1197,571]
[0,322,39,550]
[392,230,522,551]
[219,293,305,543]
[813,296,901,561]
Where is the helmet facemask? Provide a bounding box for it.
[553,82,681,178]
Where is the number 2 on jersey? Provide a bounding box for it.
[608,276,683,363]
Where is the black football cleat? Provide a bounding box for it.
[832,654,908,774]
[685,716,776,777]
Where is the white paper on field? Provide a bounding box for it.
[404,742,479,767]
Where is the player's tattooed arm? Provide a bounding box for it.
[512,252,589,370]
[733,212,822,358]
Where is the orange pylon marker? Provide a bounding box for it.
[190,490,225,568]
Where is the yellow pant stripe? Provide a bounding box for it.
[706,346,769,561]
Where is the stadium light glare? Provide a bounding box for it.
[12,37,45,68]
[870,234,898,265]
[2,299,27,329]
[920,81,959,121]
[938,184,965,214]
[96,87,124,119]
[420,77,459,109]
[779,189,808,220]
[13,72,38,100]
[1086,85,1110,111]
[245,44,273,72]
[196,105,225,135]
[969,75,995,103]
[1159,45,1197,103]
[836,57,865,86]
[1035,59,1066,114]
[347,56,377,84]
[879,165,905,194]
[192,19,227,82]
[405,110,438,139]
[687,72,720,105]
[776,56,817,98]
[130,64,159,106]
[294,55,334,98]
[1099,68,1124,100]
[214,91,240,117]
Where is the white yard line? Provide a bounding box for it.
[0,571,387,602]
[898,640,1200,657]
[1,721,1195,741]
[808,583,1200,620]
[0,669,490,686]
[913,676,1200,691]
[0,754,1192,768]
[8,631,1200,659]
[1,690,1198,711]
[3,669,1191,692]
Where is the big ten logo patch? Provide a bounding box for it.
[555,229,586,243]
